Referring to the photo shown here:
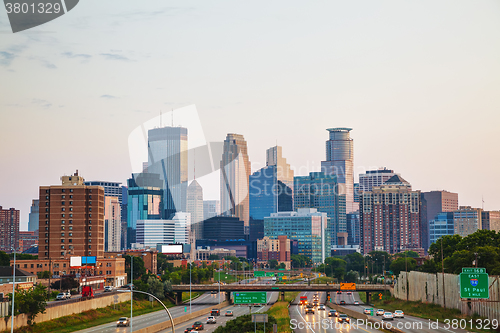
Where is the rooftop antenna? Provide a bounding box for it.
[482,196,484,210]
[171,109,174,127]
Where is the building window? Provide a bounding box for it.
[62,195,65,199]
[45,208,49,212]
[69,220,73,224]
[70,189,73,192]
[89,226,92,230]
[89,233,91,237]
[70,195,73,199]
[62,189,65,193]
[61,239,65,243]
[89,245,91,249]
[61,246,65,249]
[45,227,48,231]
[45,233,48,237]
[45,214,48,218]
[45,202,49,206]
[69,207,73,211]
[62,214,65,217]
[69,214,72,217]
[89,239,91,243]
[61,233,65,237]
[61,252,64,256]
[61,201,65,205]
[69,239,72,243]
[89,214,92,218]
[45,239,48,243]
[69,226,73,230]
[61,208,65,212]
[88,208,91,211]
[70,201,73,205]
[69,233,72,237]
[45,252,48,256]
[61,220,65,224]
[89,220,92,224]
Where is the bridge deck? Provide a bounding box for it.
[171,284,390,292]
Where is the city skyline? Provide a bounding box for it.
[1,1,500,229]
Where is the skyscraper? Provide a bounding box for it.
[38,171,105,259]
[104,196,121,252]
[429,212,455,246]
[249,146,293,221]
[482,211,500,232]
[294,172,346,246]
[358,168,397,193]
[454,206,482,237]
[28,199,39,232]
[136,212,191,248]
[321,128,357,213]
[220,133,251,232]
[360,175,422,255]
[148,126,188,218]
[187,180,204,240]
[203,200,220,220]
[0,206,19,253]
[421,190,459,252]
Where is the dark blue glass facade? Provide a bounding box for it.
[429,212,455,245]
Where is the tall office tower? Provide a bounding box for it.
[148,126,188,218]
[429,212,455,246]
[353,184,360,203]
[421,191,459,252]
[127,173,164,248]
[104,197,121,252]
[0,206,20,253]
[38,171,105,259]
[249,146,294,221]
[187,180,204,240]
[454,206,482,237]
[120,186,128,250]
[346,212,360,245]
[203,216,245,242]
[136,212,191,248]
[321,128,357,213]
[28,199,39,232]
[220,133,251,232]
[84,181,124,251]
[482,211,500,232]
[294,172,346,246]
[359,175,422,255]
[264,208,329,264]
[358,168,397,192]
[203,200,220,220]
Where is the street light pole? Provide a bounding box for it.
[130,255,133,332]
[441,238,446,309]
[218,268,221,304]
[11,247,16,333]
[189,260,192,314]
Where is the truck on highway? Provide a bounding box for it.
[81,286,94,300]
[300,296,308,305]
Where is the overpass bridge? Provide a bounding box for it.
[171,283,390,304]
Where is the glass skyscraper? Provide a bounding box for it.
[294,172,346,247]
[429,212,455,245]
[264,208,329,264]
[148,126,188,218]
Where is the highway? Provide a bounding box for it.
[334,292,470,333]
[289,291,381,333]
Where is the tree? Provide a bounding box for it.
[125,256,147,281]
[345,270,359,283]
[50,277,79,290]
[323,257,347,280]
[428,234,462,263]
[147,276,165,299]
[394,251,419,259]
[268,259,278,269]
[208,254,220,260]
[367,251,392,274]
[9,284,47,326]
[37,271,50,279]
[419,259,439,274]
[278,262,286,269]
[291,255,312,268]
[343,252,365,275]
[389,257,416,275]
[0,251,10,266]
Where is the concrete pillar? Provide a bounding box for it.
[366,292,371,304]
[280,291,285,301]
[225,291,232,304]
[175,292,183,305]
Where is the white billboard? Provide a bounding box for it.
[157,244,183,254]
[70,256,82,267]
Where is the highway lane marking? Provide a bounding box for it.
[295,303,316,333]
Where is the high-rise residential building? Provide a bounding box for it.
[421,190,459,252]
[84,181,124,251]
[203,200,220,220]
[136,212,191,248]
[482,211,500,232]
[19,231,38,253]
[0,206,20,253]
[220,133,251,232]
[264,208,329,264]
[187,180,204,240]
[203,216,245,241]
[429,212,455,246]
[454,206,482,237]
[360,175,422,255]
[104,197,121,252]
[120,186,128,250]
[126,173,164,248]
[321,128,357,213]
[358,168,397,193]
[28,199,39,232]
[147,126,188,218]
[346,212,360,245]
[249,146,293,221]
[294,172,346,246]
[38,171,105,259]
[257,236,291,269]
[353,183,360,203]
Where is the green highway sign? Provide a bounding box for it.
[278,268,285,271]
[265,272,275,277]
[462,268,486,274]
[234,292,267,304]
[460,270,489,299]
[277,273,284,276]
[254,271,265,277]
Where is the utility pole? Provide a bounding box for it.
[441,238,446,309]
[11,247,16,333]
[130,256,133,332]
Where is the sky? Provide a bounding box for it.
[0,0,499,230]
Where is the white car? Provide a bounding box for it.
[206,316,217,324]
[376,309,385,316]
[354,301,359,305]
[56,293,66,301]
[65,291,71,298]
[383,312,394,320]
[318,304,326,310]
[394,310,404,318]
[104,286,113,292]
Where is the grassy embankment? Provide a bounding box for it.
[2,292,202,333]
[360,292,497,333]
[264,292,299,333]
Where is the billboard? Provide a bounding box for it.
[157,244,183,254]
[81,256,96,265]
[70,256,81,267]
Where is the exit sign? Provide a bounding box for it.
[234,292,267,304]
[462,268,486,274]
[460,271,489,299]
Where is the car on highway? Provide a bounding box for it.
[116,317,130,327]
[336,291,342,294]
[313,301,319,307]
[337,314,350,323]
[354,301,359,305]
[328,309,338,317]
[376,309,385,316]
[225,310,233,316]
[363,308,372,315]
[318,304,326,310]
[394,310,404,318]
[104,286,113,292]
[211,309,220,316]
[383,312,394,320]
[56,293,66,301]
[184,329,193,333]
[64,291,71,298]
[347,292,352,295]
[340,300,346,305]
[211,291,217,294]
[192,321,204,330]
[305,305,315,314]
[207,316,217,324]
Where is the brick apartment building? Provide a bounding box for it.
[0,207,19,253]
